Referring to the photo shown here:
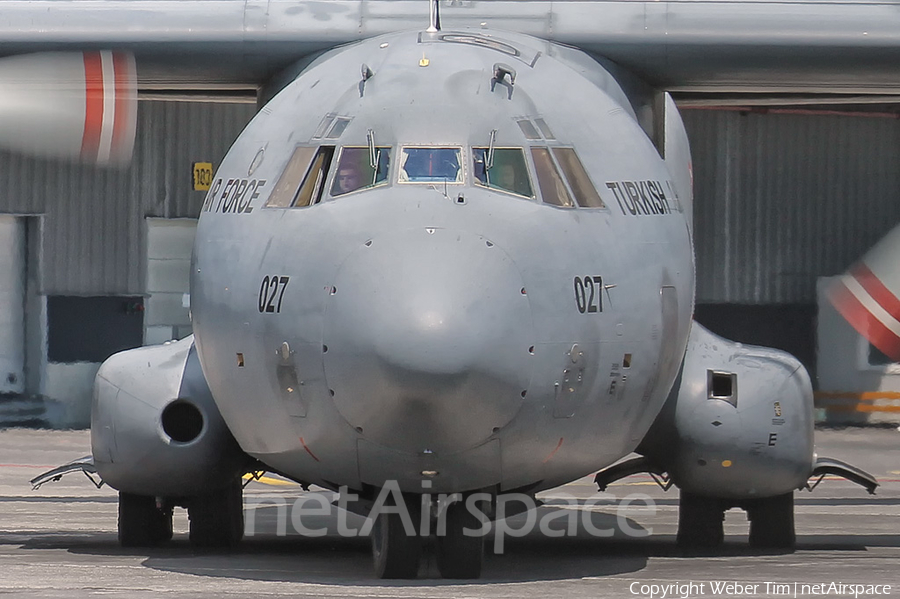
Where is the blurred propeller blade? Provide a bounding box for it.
[0,51,137,166]
[827,225,900,361]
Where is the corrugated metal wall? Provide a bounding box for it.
[684,108,900,305]
[0,100,255,295]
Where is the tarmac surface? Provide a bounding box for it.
[0,427,898,598]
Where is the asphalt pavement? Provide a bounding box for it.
[1,427,898,598]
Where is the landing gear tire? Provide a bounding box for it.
[188,479,244,548]
[677,491,725,548]
[118,492,173,547]
[436,499,484,579]
[371,494,422,579]
[747,492,795,549]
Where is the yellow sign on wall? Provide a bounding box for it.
[192,162,213,191]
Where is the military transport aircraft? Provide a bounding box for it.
[18,0,894,580]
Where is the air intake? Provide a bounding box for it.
[161,400,204,444]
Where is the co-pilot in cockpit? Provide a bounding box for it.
[330,146,391,196]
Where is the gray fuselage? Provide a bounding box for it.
[191,28,694,495]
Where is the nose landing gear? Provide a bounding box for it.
[435,499,484,579]
[371,496,423,579]
[369,490,487,579]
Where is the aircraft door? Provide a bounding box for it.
[0,216,25,393]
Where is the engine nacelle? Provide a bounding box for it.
[640,323,814,499]
[91,336,248,497]
[0,51,136,165]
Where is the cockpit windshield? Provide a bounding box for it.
[330,146,391,196]
[473,148,533,198]
[399,147,463,183]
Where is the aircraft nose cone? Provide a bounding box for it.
[323,228,534,454]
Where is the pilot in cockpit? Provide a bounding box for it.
[335,162,363,195]
[331,146,391,196]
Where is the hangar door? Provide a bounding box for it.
[0,216,25,394]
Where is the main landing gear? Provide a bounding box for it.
[676,491,725,548]
[597,455,878,552]
[369,490,486,579]
[746,492,795,549]
[118,492,173,547]
[117,479,244,548]
[676,490,795,550]
[187,479,245,547]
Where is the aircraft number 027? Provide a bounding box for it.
[258,275,290,314]
[573,276,603,314]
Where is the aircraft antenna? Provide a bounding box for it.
[427,0,441,33]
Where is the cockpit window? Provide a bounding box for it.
[265,145,334,208]
[517,119,541,140]
[325,117,352,139]
[295,146,335,207]
[534,118,555,140]
[266,146,315,208]
[399,147,463,184]
[330,147,391,197]
[473,148,534,198]
[551,148,605,208]
[531,147,574,207]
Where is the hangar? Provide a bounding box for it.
[0,98,897,427]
